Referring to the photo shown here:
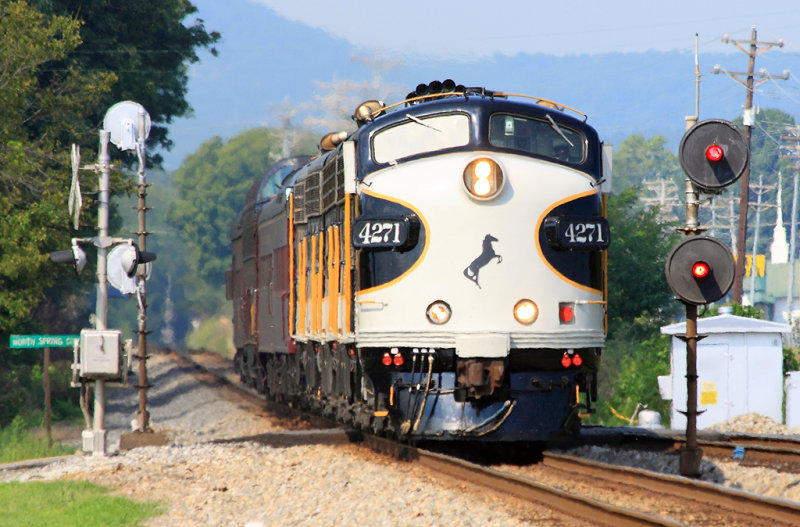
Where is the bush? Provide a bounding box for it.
[0,416,75,463]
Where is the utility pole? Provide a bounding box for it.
[135,110,151,432]
[711,26,788,303]
[781,126,800,320]
[641,177,681,223]
[748,174,775,303]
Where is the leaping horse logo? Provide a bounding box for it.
[463,234,503,288]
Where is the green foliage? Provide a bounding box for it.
[0,480,161,527]
[0,351,81,428]
[31,0,220,164]
[0,416,75,463]
[168,128,317,317]
[734,108,794,185]
[186,312,234,358]
[611,134,681,193]
[606,189,681,339]
[0,1,114,334]
[702,304,764,319]
[731,109,796,255]
[590,136,686,426]
[784,347,800,374]
[593,331,672,426]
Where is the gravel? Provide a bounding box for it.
[708,412,800,436]
[557,413,800,504]
[3,349,799,525]
[0,350,576,527]
[557,444,800,503]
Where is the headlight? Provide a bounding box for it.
[463,158,504,200]
[514,299,538,325]
[426,300,452,325]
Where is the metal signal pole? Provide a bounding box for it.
[711,27,788,303]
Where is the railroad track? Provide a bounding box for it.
[676,436,800,472]
[179,348,800,526]
[535,452,800,526]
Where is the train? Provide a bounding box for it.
[228,81,612,442]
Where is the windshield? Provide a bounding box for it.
[489,113,585,163]
[372,113,470,164]
[260,164,298,201]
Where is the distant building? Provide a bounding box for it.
[753,260,800,326]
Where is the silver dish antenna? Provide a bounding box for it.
[103,101,151,151]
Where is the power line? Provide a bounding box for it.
[710,26,789,304]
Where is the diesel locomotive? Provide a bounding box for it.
[228,81,612,441]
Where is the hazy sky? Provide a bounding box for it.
[251,0,800,58]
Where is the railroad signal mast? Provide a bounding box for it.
[665,119,749,477]
[49,101,156,456]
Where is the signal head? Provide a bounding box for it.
[679,119,749,192]
[665,236,734,305]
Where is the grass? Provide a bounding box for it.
[0,417,75,464]
[186,315,235,358]
[0,480,162,527]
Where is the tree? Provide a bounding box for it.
[732,108,796,256]
[30,0,220,165]
[592,189,681,425]
[0,0,118,428]
[611,134,681,194]
[167,127,318,318]
[597,332,672,426]
[606,189,681,338]
[0,1,115,333]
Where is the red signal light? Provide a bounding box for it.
[559,304,574,324]
[572,353,583,367]
[392,353,404,367]
[381,352,392,366]
[692,261,711,280]
[561,352,572,368]
[705,144,724,162]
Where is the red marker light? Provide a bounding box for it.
[392,353,404,367]
[692,261,711,280]
[381,352,392,366]
[706,144,724,162]
[561,352,573,368]
[559,304,574,324]
[572,353,583,367]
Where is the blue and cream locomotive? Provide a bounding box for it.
[229,81,611,441]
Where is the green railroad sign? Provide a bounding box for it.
[9,335,78,348]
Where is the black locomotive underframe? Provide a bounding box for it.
[234,343,599,439]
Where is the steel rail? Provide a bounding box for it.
[657,436,800,471]
[179,350,800,525]
[543,452,800,526]
[362,435,680,527]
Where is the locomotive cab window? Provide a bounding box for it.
[259,164,298,201]
[372,113,470,164]
[489,113,585,164]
